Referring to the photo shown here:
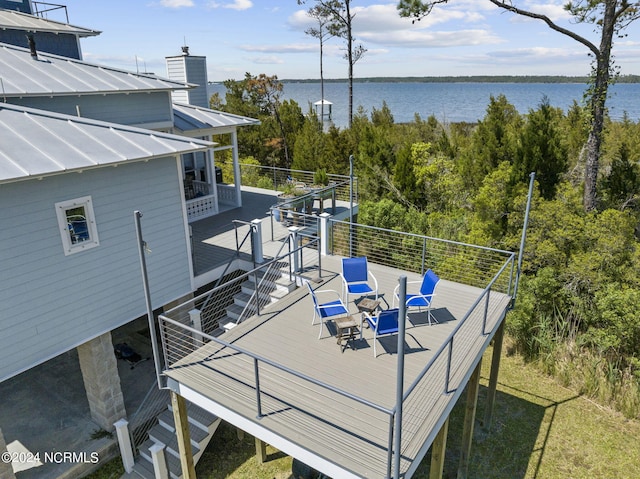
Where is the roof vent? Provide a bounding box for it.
[27,34,37,60]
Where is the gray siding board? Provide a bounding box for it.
[7,91,174,126]
[0,157,192,381]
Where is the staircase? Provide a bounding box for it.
[218,266,298,332]
[124,401,220,479]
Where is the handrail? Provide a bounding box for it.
[331,218,514,257]
[161,315,394,418]
[399,253,515,406]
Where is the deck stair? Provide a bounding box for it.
[125,402,220,479]
[218,266,297,331]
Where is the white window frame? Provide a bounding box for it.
[55,196,100,256]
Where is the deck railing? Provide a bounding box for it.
[239,163,357,203]
[158,222,515,477]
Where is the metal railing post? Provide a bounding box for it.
[387,413,395,479]
[446,338,454,394]
[421,237,427,275]
[254,358,263,418]
[393,276,408,479]
[482,289,491,335]
[253,270,261,316]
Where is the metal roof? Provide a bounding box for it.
[0,103,214,184]
[0,9,100,36]
[173,103,260,134]
[0,42,194,97]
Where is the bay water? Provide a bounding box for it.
[208,81,640,128]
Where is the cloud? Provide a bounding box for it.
[248,55,284,65]
[208,0,253,10]
[240,43,318,54]
[159,0,194,8]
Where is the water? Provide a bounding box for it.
[208,81,640,128]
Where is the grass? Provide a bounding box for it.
[85,343,640,478]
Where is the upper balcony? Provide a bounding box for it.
[157,217,515,478]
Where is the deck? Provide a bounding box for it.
[161,255,512,478]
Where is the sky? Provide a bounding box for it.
[52,1,640,81]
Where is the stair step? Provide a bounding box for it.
[131,456,155,479]
[148,424,200,458]
[156,410,209,444]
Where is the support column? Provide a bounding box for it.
[430,417,449,479]
[171,391,196,479]
[255,437,267,464]
[482,322,505,430]
[0,428,16,479]
[77,332,126,431]
[457,359,482,479]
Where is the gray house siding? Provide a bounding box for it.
[7,91,174,128]
[0,157,192,382]
[0,29,81,59]
[0,0,31,13]
[167,55,208,108]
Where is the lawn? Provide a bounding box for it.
[86,344,640,479]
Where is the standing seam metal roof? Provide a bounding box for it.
[172,102,260,133]
[0,9,100,36]
[0,42,195,96]
[0,103,214,184]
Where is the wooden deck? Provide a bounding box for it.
[163,256,512,478]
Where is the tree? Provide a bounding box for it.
[515,96,568,200]
[298,0,367,127]
[398,0,640,211]
[304,5,335,122]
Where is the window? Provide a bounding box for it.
[55,196,99,255]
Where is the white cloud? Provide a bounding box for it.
[240,43,317,54]
[249,55,284,65]
[208,0,253,10]
[159,0,194,8]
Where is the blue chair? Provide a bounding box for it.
[394,269,440,325]
[307,282,349,339]
[340,256,378,305]
[364,308,400,358]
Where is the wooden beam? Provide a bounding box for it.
[255,437,267,464]
[482,321,505,430]
[457,359,482,479]
[171,391,196,479]
[429,417,449,479]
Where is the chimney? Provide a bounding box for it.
[27,34,37,59]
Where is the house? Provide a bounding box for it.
[0,4,261,478]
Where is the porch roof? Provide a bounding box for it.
[173,102,260,135]
[0,103,213,184]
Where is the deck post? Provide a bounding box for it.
[393,276,408,479]
[255,437,267,464]
[457,359,482,479]
[114,419,135,473]
[170,391,196,479]
[251,219,264,263]
[288,226,301,273]
[149,443,170,479]
[430,417,449,479]
[189,308,203,344]
[319,212,331,256]
[482,321,505,430]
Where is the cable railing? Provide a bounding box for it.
[158,222,515,477]
[330,219,515,294]
[239,163,357,203]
